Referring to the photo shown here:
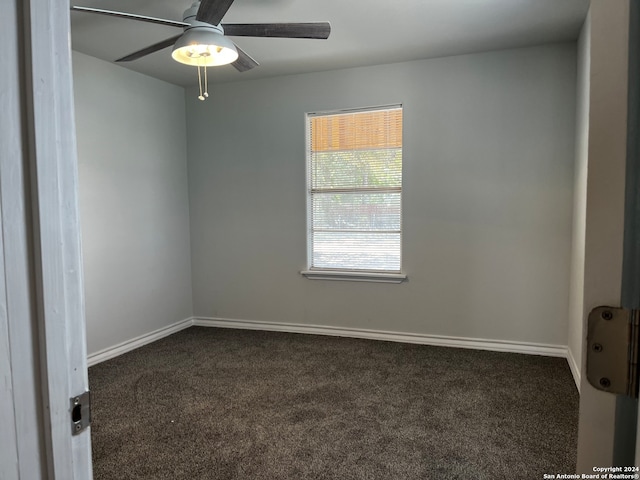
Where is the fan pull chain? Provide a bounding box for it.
[197,63,205,101]
[197,58,210,101]
[204,64,209,99]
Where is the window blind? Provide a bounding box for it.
[307,105,403,272]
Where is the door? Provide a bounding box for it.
[576,0,640,472]
[626,0,640,467]
[0,0,93,478]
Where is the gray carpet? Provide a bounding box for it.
[89,327,579,479]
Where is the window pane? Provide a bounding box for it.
[312,232,401,271]
[312,192,401,231]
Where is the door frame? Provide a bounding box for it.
[1,0,92,478]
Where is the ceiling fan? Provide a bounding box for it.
[71,0,331,100]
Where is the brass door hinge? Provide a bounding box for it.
[587,306,640,398]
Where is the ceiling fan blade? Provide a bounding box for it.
[232,44,259,72]
[115,34,182,62]
[222,22,331,39]
[71,6,188,28]
[196,0,236,26]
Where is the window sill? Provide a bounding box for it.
[300,270,407,284]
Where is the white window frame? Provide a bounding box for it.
[301,105,407,284]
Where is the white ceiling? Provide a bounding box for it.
[70,0,590,86]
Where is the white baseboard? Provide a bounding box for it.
[88,316,575,373]
[192,316,569,358]
[566,347,582,393]
[87,318,193,367]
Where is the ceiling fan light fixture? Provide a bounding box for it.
[171,27,238,66]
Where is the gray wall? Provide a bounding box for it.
[567,14,591,387]
[186,43,577,346]
[73,52,193,355]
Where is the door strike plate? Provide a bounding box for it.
[586,306,639,398]
[70,391,91,435]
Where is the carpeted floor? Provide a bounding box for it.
[89,327,579,479]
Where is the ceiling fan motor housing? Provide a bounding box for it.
[184,2,222,30]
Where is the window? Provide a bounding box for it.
[303,105,405,282]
